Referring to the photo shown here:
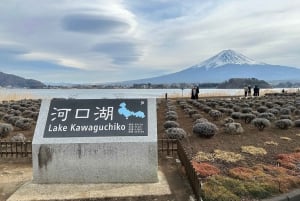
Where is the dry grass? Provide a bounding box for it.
[241,146,267,156]
[280,137,292,141]
[214,149,244,163]
[0,91,34,101]
[264,141,279,146]
[193,151,215,162]
[193,149,244,163]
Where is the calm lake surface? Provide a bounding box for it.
[0,88,292,100]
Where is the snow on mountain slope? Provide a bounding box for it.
[193,49,265,69]
[120,49,300,85]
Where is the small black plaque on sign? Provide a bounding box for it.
[43,99,148,138]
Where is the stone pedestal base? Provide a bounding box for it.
[8,170,170,201]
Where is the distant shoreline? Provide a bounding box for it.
[0,88,299,101]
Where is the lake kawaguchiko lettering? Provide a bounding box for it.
[69,123,126,132]
[48,124,68,132]
[44,99,148,137]
[48,123,126,133]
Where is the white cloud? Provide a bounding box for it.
[134,0,300,70]
[0,0,300,83]
[19,52,88,69]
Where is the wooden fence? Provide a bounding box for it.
[158,138,177,155]
[177,140,202,201]
[1,138,178,158]
[0,140,32,158]
[158,138,203,200]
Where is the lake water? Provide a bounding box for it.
[0,88,293,100]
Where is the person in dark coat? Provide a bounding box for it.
[244,86,248,97]
[191,86,200,99]
[253,85,260,96]
[191,87,196,99]
[248,85,252,96]
[195,86,199,99]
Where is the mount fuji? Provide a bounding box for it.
[123,49,300,84]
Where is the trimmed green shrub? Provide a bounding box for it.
[294,109,300,115]
[233,106,240,112]
[2,114,12,122]
[10,104,20,110]
[0,111,6,120]
[0,123,13,138]
[241,107,252,113]
[194,118,209,124]
[188,109,198,117]
[163,121,179,129]
[209,110,223,121]
[267,108,279,115]
[165,111,178,121]
[279,115,292,120]
[240,113,256,124]
[218,108,234,116]
[224,123,244,135]
[240,103,250,107]
[166,105,176,111]
[203,106,212,113]
[280,108,291,115]
[207,101,217,107]
[9,109,22,116]
[275,119,293,129]
[191,113,203,121]
[231,112,242,119]
[165,111,177,116]
[15,118,33,130]
[165,127,187,140]
[193,122,218,138]
[265,102,274,108]
[294,119,300,127]
[286,105,296,113]
[251,118,271,131]
[223,117,234,124]
[257,113,276,121]
[7,116,21,125]
[257,106,268,113]
[10,133,26,142]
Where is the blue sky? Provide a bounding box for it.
[0,0,300,84]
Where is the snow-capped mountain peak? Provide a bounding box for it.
[194,49,265,69]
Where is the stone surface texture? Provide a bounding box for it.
[32,99,157,184]
[7,170,170,201]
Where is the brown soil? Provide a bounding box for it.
[0,158,32,201]
[158,96,300,200]
[160,98,300,171]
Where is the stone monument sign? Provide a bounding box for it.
[32,98,157,183]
